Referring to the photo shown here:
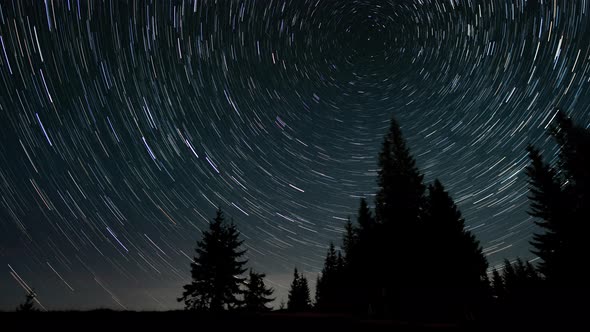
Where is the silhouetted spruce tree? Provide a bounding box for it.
[16,290,38,312]
[336,251,344,274]
[314,274,322,309]
[342,217,357,264]
[356,198,375,236]
[498,258,541,300]
[491,269,505,300]
[243,269,274,312]
[525,146,566,282]
[287,268,311,311]
[420,179,489,321]
[343,197,377,315]
[178,208,248,311]
[524,261,541,283]
[315,243,345,312]
[501,259,517,295]
[343,199,374,268]
[550,111,590,203]
[494,257,543,323]
[374,117,426,318]
[548,111,590,287]
[514,259,539,284]
[526,110,590,288]
[375,118,425,226]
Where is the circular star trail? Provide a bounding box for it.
[1,0,589,310]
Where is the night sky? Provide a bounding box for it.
[1,0,589,311]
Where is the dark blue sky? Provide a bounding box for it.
[1,0,589,311]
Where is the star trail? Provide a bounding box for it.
[1,0,589,311]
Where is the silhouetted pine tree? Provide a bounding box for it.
[420,179,489,321]
[336,251,344,274]
[501,259,517,295]
[373,118,426,317]
[243,269,274,312]
[315,243,345,312]
[335,117,496,320]
[525,146,565,282]
[494,258,542,321]
[299,276,311,309]
[527,111,590,288]
[524,261,541,282]
[287,268,311,311]
[178,208,248,311]
[493,258,541,309]
[16,290,38,312]
[314,274,322,309]
[342,217,356,264]
[491,269,505,300]
[550,111,590,202]
[376,118,425,225]
[548,111,590,287]
[335,199,375,315]
[346,198,375,270]
[357,198,375,236]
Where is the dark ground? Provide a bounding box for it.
[1,309,581,331]
[0,311,477,331]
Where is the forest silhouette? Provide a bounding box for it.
[6,110,589,331]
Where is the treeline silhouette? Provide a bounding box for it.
[176,110,589,327]
[14,110,587,330]
[178,208,274,312]
[309,118,489,323]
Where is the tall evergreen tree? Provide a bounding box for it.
[339,198,376,315]
[314,274,322,309]
[342,217,357,263]
[375,118,425,227]
[243,269,274,312]
[315,243,344,312]
[550,111,590,197]
[336,251,344,273]
[420,180,489,319]
[287,268,311,311]
[422,180,488,285]
[491,269,504,300]
[525,146,565,282]
[491,258,547,326]
[524,261,541,282]
[357,198,375,235]
[549,111,590,287]
[501,259,517,294]
[178,208,248,311]
[526,111,590,287]
[373,118,426,317]
[497,258,541,303]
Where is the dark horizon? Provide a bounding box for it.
[1,0,590,313]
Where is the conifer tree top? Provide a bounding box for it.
[178,208,248,311]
